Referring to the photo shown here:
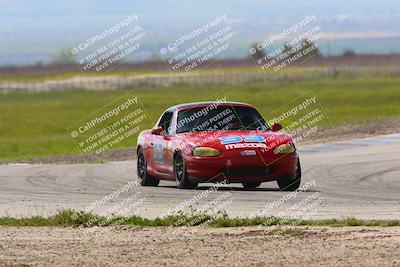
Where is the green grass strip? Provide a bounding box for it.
[0,210,399,227]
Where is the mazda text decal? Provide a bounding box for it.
[220,135,266,150]
[225,143,267,149]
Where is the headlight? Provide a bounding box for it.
[192,147,221,157]
[274,143,296,154]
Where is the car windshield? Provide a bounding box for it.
[176,105,269,133]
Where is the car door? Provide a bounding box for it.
[151,111,174,174]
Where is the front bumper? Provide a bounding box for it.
[185,151,299,183]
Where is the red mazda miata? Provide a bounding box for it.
[137,102,301,190]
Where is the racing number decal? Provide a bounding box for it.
[220,135,265,144]
[153,143,164,163]
[242,135,266,143]
[220,136,243,145]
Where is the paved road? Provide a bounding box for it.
[1,134,400,219]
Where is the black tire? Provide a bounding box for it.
[277,159,301,191]
[174,153,197,189]
[242,182,262,188]
[137,147,159,186]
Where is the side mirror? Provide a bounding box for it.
[151,126,163,135]
[271,123,282,132]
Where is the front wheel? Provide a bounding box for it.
[277,159,301,191]
[174,153,197,189]
[137,147,159,186]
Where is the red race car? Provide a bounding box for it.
[136,102,301,190]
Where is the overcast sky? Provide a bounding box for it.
[1,0,400,65]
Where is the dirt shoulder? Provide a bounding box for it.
[1,116,400,165]
[0,226,399,266]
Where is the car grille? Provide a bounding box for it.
[224,167,270,177]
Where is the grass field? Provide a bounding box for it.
[1,75,400,161]
[1,209,399,228]
[1,64,399,83]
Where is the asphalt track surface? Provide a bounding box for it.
[1,134,400,220]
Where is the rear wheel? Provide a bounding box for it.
[277,159,301,191]
[174,153,197,189]
[242,182,262,188]
[137,147,159,186]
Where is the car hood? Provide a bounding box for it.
[178,130,293,152]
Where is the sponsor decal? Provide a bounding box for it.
[240,150,257,156]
